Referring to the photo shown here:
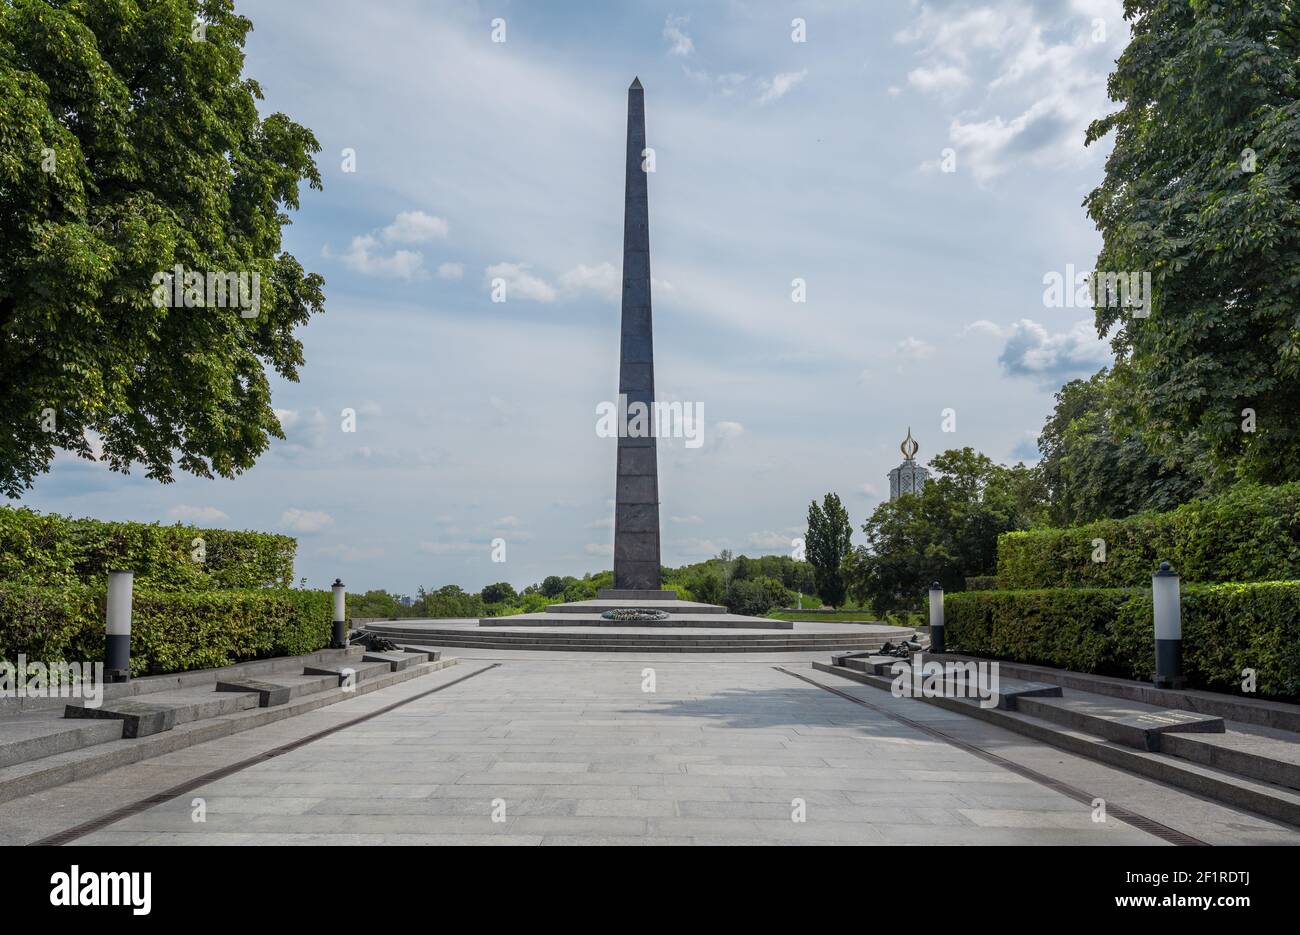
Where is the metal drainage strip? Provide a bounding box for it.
[30,663,502,847]
[773,665,1208,847]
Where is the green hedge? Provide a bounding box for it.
[946,582,1300,700]
[0,582,332,677]
[963,576,998,591]
[0,506,296,590]
[997,483,1300,589]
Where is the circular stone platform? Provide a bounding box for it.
[360,619,910,653]
[477,598,794,629]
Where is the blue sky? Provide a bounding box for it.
[20,0,1126,594]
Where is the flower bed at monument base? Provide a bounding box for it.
[946,581,1300,701]
[0,582,332,677]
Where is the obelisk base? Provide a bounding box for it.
[597,588,677,601]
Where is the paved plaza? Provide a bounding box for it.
[4,651,1296,846]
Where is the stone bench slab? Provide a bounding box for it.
[63,702,176,738]
[215,679,292,707]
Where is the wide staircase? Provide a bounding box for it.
[363,620,914,653]
[816,652,1300,826]
[0,646,454,806]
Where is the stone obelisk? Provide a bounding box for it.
[612,77,661,591]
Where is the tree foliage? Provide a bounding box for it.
[1084,0,1300,484]
[0,0,324,496]
[1037,369,1214,525]
[805,492,852,607]
[846,448,1036,613]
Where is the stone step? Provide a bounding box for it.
[366,626,900,644]
[64,701,177,738]
[301,659,394,685]
[384,639,890,653]
[0,716,122,770]
[0,646,366,717]
[0,657,459,806]
[541,601,729,615]
[1158,727,1300,790]
[215,678,293,707]
[1014,695,1224,751]
[928,653,1300,734]
[823,658,1062,709]
[812,660,1300,826]
[362,651,431,672]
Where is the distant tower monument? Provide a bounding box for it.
[888,428,930,500]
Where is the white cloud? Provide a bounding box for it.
[964,319,1006,337]
[273,408,328,452]
[895,336,936,360]
[168,505,229,523]
[437,262,464,280]
[748,530,791,549]
[382,210,449,243]
[329,233,424,280]
[584,543,614,556]
[318,544,384,561]
[485,262,558,302]
[713,421,745,448]
[670,515,703,525]
[907,64,969,94]
[663,14,694,56]
[682,67,747,96]
[327,210,449,280]
[758,70,807,104]
[559,262,620,300]
[417,541,483,555]
[898,1,1122,182]
[484,260,626,303]
[673,538,727,558]
[495,515,521,528]
[997,318,1110,384]
[280,509,335,534]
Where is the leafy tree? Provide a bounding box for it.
[1084,0,1300,484]
[806,492,852,607]
[690,569,724,605]
[420,584,483,618]
[0,0,324,496]
[1038,369,1214,525]
[724,576,789,617]
[347,589,409,620]
[846,449,1036,613]
[539,575,566,598]
[480,581,517,605]
[561,579,596,603]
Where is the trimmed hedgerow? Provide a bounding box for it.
[0,506,296,590]
[962,576,998,591]
[946,582,1300,700]
[996,482,1300,589]
[0,582,332,676]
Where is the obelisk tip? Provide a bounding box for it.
[629,76,643,91]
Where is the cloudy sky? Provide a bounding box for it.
[21,0,1126,594]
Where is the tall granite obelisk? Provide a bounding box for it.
[612,77,662,591]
